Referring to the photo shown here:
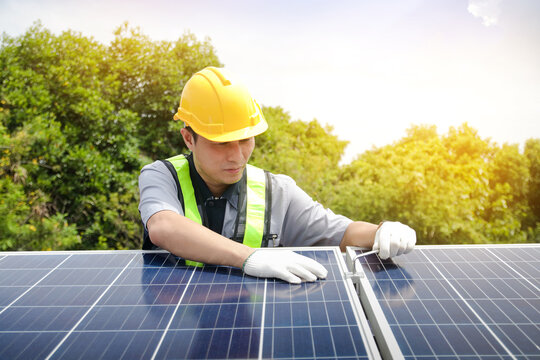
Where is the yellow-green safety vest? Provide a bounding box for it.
[165,154,270,266]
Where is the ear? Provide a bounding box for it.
[180,128,195,151]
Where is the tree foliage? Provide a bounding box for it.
[1,23,537,250]
[250,106,348,203]
[330,124,539,244]
[0,22,220,250]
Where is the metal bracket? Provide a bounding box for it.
[344,271,365,282]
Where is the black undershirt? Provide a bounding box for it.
[186,154,241,234]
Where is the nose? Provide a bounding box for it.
[225,141,243,163]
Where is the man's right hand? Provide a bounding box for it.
[242,249,328,284]
[373,221,416,259]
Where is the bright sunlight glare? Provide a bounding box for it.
[1,0,539,163]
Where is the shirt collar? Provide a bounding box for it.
[186,153,242,210]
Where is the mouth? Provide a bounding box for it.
[224,167,243,175]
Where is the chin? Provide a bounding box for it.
[224,174,243,184]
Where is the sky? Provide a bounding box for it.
[1,0,539,163]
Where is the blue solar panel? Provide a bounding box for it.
[0,248,375,359]
[348,245,540,359]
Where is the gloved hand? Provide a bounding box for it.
[373,221,416,259]
[242,249,328,284]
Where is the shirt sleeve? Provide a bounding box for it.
[138,161,184,228]
[273,174,353,247]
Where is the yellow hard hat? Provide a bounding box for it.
[173,67,268,142]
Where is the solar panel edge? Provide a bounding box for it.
[414,244,540,249]
[0,249,170,256]
[346,246,406,360]
[325,247,382,360]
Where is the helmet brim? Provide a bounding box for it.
[203,118,268,142]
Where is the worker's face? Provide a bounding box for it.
[181,128,255,195]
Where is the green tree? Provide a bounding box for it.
[524,138,540,241]
[0,108,80,250]
[1,22,537,250]
[106,23,222,159]
[250,106,348,204]
[0,22,220,250]
[330,123,535,244]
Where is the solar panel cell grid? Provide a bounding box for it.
[352,245,540,359]
[0,249,373,360]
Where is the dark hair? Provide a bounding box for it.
[185,126,198,143]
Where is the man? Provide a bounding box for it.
[138,66,416,284]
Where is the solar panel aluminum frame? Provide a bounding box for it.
[346,246,404,360]
[315,246,382,360]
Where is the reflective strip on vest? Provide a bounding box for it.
[243,164,266,247]
[166,155,266,264]
[167,155,201,225]
[166,155,203,267]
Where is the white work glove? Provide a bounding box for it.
[243,249,328,284]
[373,221,416,259]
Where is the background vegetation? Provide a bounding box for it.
[1,23,538,251]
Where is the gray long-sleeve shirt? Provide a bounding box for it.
[138,159,352,248]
